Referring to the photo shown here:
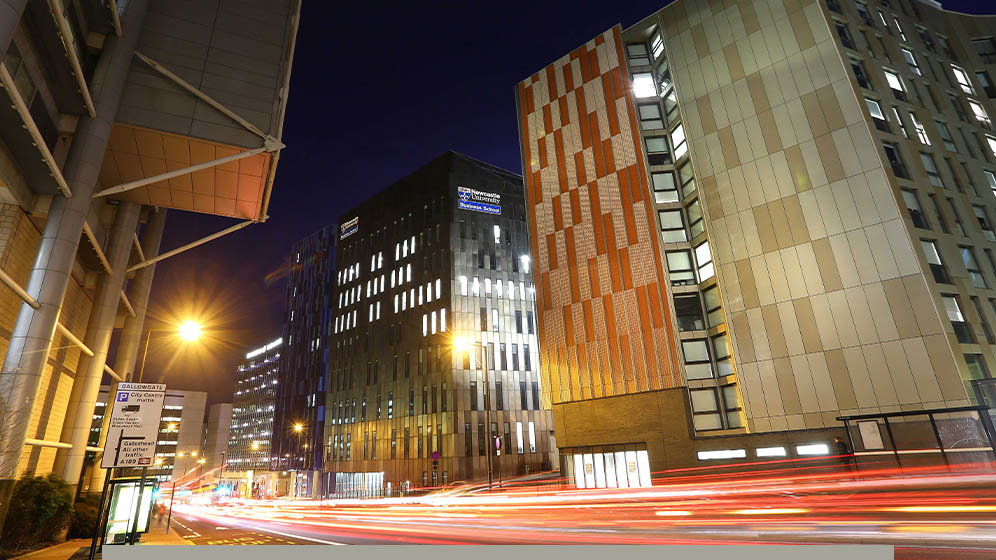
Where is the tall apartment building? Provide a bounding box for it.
[0,0,298,524]
[516,0,996,486]
[275,225,336,496]
[327,152,553,496]
[226,338,281,496]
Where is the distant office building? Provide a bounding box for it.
[0,0,299,525]
[226,338,281,496]
[516,0,996,485]
[275,226,336,496]
[84,386,207,487]
[327,152,554,496]
[204,402,233,480]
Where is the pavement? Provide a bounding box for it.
[10,522,191,560]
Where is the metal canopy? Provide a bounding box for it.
[97,124,272,220]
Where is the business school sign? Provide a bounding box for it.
[457,186,501,215]
[340,216,358,240]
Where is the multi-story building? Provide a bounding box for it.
[226,338,281,497]
[83,386,207,487]
[327,152,554,496]
[516,0,996,486]
[275,226,336,496]
[0,0,299,526]
[203,402,233,481]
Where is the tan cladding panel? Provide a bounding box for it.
[518,28,681,406]
[658,0,967,432]
[0,205,92,477]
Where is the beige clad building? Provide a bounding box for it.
[516,0,996,485]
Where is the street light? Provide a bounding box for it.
[453,336,493,490]
[293,423,304,497]
[136,320,203,382]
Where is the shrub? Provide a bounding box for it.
[0,474,73,550]
[68,494,102,539]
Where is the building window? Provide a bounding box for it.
[690,388,722,431]
[477,423,486,456]
[678,161,696,197]
[884,69,906,100]
[645,136,670,165]
[464,423,472,457]
[919,27,936,52]
[988,135,996,158]
[671,124,688,159]
[658,210,686,242]
[911,113,930,145]
[528,422,536,453]
[638,103,664,130]
[974,205,996,241]
[721,384,743,428]
[686,199,704,238]
[713,334,734,376]
[666,250,696,285]
[516,422,524,454]
[969,99,992,129]
[632,72,657,98]
[921,239,951,284]
[835,21,855,49]
[651,33,664,59]
[920,153,943,187]
[942,294,975,343]
[682,339,713,380]
[973,298,995,344]
[952,65,975,95]
[936,121,957,152]
[695,241,714,281]
[856,2,874,26]
[973,37,996,64]
[626,43,651,66]
[893,17,907,41]
[866,98,889,131]
[891,107,909,138]
[703,285,723,327]
[976,71,996,98]
[958,247,988,289]
[674,293,705,331]
[883,142,910,178]
[652,171,678,203]
[985,171,996,199]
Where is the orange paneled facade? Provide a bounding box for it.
[516,27,681,408]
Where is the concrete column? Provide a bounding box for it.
[115,207,166,381]
[0,1,28,59]
[0,0,149,527]
[88,207,166,492]
[53,201,140,486]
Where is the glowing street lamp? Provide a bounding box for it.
[251,441,260,451]
[453,335,493,490]
[137,319,204,382]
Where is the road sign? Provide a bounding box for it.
[101,383,166,468]
[494,436,501,450]
[430,450,440,462]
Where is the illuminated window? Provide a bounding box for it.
[884,69,906,101]
[952,65,974,94]
[695,241,714,281]
[632,72,657,98]
[969,99,991,129]
[671,124,687,159]
[651,171,678,203]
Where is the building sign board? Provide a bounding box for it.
[100,383,166,468]
[340,217,359,240]
[457,186,501,215]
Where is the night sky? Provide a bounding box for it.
[137,0,992,402]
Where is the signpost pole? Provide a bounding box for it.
[127,467,148,545]
[166,481,175,534]
[88,470,112,560]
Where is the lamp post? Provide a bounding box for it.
[454,337,493,490]
[293,423,304,498]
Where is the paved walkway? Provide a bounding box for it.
[10,524,190,560]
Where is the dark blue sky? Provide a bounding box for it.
[142,0,992,401]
